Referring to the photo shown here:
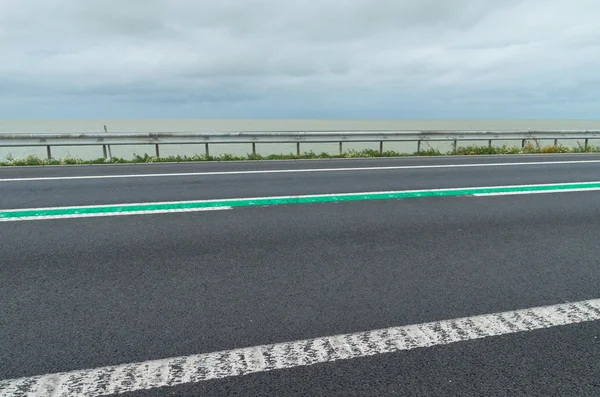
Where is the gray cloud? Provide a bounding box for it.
[0,0,598,117]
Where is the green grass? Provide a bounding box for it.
[2,142,600,166]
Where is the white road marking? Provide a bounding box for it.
[0,207,232,222]
[473,187,600,196]
[1,298,599,397]
[1,159,600,182]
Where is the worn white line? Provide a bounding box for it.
[1,298,599,397]
[0,206,232,222]
[473,187,600,196]
[2,159,600,182]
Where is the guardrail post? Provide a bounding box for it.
[521,139,526,148]
[102,145,107,160]
[554,139,558,146]
[104,125,112,161]
[453,139,457,154]
[155,144,160,158]
[417,140,421,153]
[296,142,300,157]
[379,141,383,155]
[205,143,210,158]
[488,140,492,149]
[252,142,256,155]
[46,145,52,160]
[585,139,589,150]
[339,142,343,155]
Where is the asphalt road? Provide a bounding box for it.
[2,153,600,209]
[1,155,600,396]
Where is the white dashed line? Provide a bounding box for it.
[473,187,600,196]
[0,206,232,222]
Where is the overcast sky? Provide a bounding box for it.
[0,0,598,118]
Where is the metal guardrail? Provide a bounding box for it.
[1,130,599,160]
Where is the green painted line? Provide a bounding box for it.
[2,181,600,221]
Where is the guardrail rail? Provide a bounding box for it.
[1,130,599,160]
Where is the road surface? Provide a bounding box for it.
[1,154,600,396]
